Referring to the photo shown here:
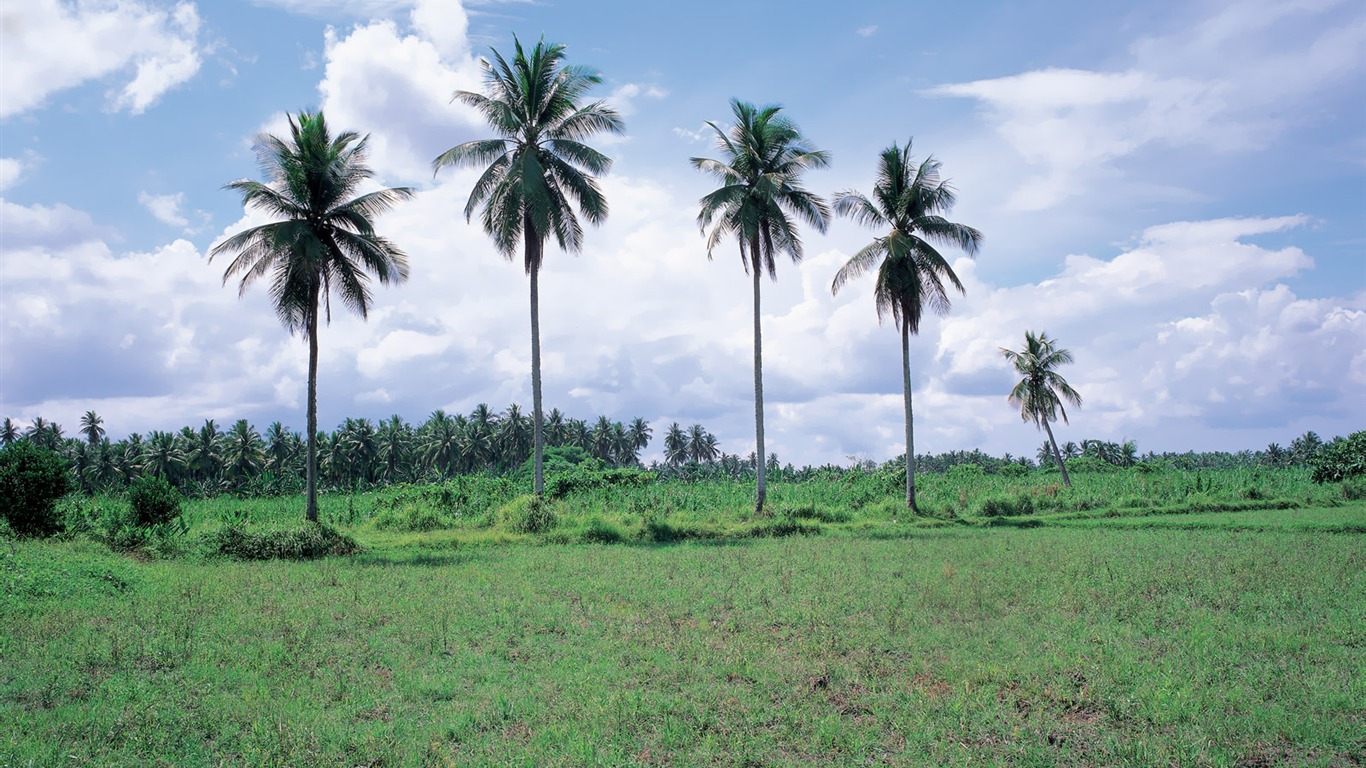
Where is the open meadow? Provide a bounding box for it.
[3,466,1365,766]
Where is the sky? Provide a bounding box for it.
[1,0,1363,466]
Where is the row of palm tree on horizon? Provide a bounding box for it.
[202,35,1079,520]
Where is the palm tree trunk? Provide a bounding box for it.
[1043,418,1071,488]
[752,258,767,516]
[305,293,319,523]
[529,252,545,497]
[901,321,918,514]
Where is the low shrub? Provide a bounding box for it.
[579,516,625,544]
[127,475,183,527]
[202,522,361,560]
[372,504,450,532]
[1342,477,1366,501]
[0,442,73,537]
[978,494,1036,518]
[1000,464,1029,478]
[780,503,852,523]
[498,494,557,534]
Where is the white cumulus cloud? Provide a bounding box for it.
[0,0,204,117]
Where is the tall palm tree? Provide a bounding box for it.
[211,110,411,522]
[1000,330,1082,488]
[692,99,831,514]
[831,140,982,512]
[1,418,18,447]
[434,36,624,496]
[79,410,105,445]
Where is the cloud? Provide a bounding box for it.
[857,25,877,37]
[0,158,23,191]
[313,16,484,181]
[138,191,189,227]
[607,83,668,117]
[0,0,203,117]
[925,0,1366,211]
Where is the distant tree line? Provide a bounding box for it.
[0,409,1344,501]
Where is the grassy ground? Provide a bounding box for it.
[3,510,1364,766]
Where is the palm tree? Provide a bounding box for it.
[1000,330,1082,488]
[224,419,265,484]
[664,422,689,465]
[434,37,624,496]
[79,410,105,445]
[692,99,831,514]
[627,417,652,455]
[830,140,982,512]
[1,418,17,447]
[211,110,411,522]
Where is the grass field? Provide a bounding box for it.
[3,520,1364,764]
[3,469,1364,766]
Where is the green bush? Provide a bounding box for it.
[372,504,450,532]
[978,494,1036,518]
[127,475,183,527]
[579,516,625,544]
[498,494,557,534]
[546,460,652,499]
[1342,477,1366,501]
[202,522,361,560]
[0,442,73,537]
[1000,464,1029,478]
[1310,431,1366,483]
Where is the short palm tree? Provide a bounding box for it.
[434,36,623,496]
[831,140,982,513]
[211,110,411,522]
[692,99,830,515]
[1000,330,1082,488]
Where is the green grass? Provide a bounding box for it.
[3,524,1363,766]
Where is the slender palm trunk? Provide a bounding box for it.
[1043,418,1071,488]
[752,256,767,516]
[305,291,319,523]
[528,246,545,497]
[901,321,918,514]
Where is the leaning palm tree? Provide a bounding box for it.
[1000,330,1082,488]
[831,140,982,512]
[434,36,623,496]
[692,99,831,514]
[211,110,411,522]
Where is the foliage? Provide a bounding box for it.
[498,494,557,534]
[201,522,361,560]
[544,458,651,499]
[127,475,183,528]
[0,442,73,537]
[1309,430,1366,483]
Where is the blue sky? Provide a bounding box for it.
[2,0,1363,465]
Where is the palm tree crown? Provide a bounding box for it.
[212,111,412,334]
[692,99,831,278]
[211,110,411,521]
[1001,331,1082,429]
[831,141,982,332]
[433,36,623,270]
